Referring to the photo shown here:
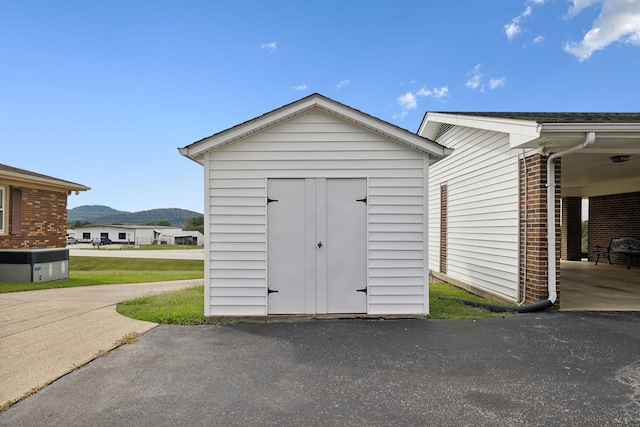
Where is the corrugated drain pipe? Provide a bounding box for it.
[443,132,596,313]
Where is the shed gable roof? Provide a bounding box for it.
[180,93,450,164]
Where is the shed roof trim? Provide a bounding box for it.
[180,93,450,163]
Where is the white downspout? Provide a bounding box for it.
[546,131,596,303]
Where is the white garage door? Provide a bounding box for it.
[267,178,367,314]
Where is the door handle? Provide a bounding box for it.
[317,241,323,248]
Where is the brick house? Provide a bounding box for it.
[419,113,640,310]
[0,164,89,282]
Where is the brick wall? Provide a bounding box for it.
[0,186,68,249]
[440,184,447,274]
[561,197,583,261]
[588,192,640,268]
[519,154,561,306]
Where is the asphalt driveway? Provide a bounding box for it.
[2,312,640,426]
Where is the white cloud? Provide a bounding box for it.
[566,0,602,17]
[466,65,506,92]
[564,0,640,61]
[505,6,533,39]
[530,0,546,4]
[466,64,483,89]
[292,84,307,90]
[392,111,409,120]
[417,86,450,99]
[336,79,351,89]
[489,78,507,89]
[505,21,522,39]
[260,42,277,52]
[533,35,545,44]
[397,92,417,110]
[393,85,450,121]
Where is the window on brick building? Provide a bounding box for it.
[0,186,4,233]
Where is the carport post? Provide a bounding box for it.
[546,132,595,304]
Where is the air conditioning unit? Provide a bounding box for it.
[0,248,69,283]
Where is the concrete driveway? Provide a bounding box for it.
[0,279,203,408]
[2,312,640,426]
[68,245,204,260]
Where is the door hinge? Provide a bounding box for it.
[267,198,279,204]
[356,287,367,294]
[356,197,367,204]
[268,288,279,294]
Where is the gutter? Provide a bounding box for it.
[545,131,596,304]
[444,134,596,314]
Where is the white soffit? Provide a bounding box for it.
[419,112,541,148]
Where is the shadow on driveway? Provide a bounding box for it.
[2,312,640,426]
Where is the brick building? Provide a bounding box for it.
[0,164,89,282]
[419,113,640,310]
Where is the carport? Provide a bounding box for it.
[539,116,640,310]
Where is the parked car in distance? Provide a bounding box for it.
[67,236,77,244]
[92,237,112,246]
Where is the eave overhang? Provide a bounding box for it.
[0,169,90,194]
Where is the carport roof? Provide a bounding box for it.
[418,112,640,198]
[419,111,640,149]
[425,112,640,124]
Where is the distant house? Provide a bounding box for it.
[0,163,89,282]
[71,225,191,245]
[419,112,640,309]
[180,93,449,316]
[162,230,204,246]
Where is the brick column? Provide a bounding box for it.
[519,154,561,306]
[561,197,583,261]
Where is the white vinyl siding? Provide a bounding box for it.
[429,126,519,301]
[205,110,428,315]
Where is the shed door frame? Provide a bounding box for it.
[267,177,368,314]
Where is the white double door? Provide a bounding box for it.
[267,178,367,314]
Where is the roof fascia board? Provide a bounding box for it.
[421,113,541,148]
[182,95,449,160]
[540,123,640,133]
[311,101,449,158]
[0,172,90,193]
[183,98,319,159]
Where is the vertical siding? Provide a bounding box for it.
[428,126,520,301]
[206,110,428,315]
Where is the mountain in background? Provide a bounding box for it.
[68,205,202,227]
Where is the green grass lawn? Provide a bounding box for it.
[428,283,508,319]
[117,282,510,325]
[1,255,509,321]
[117,286,207,325]
[0,257,204,293]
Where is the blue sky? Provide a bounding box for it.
[2,0,639,215]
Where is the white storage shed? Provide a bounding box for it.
[179,94,449,316]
